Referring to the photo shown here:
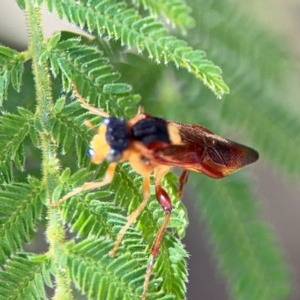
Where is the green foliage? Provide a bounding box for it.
[184,1,300,178]
[57,166,188,298]
[44,36,141,117]
[43,0,228,98]
[132,0,195,33]
[0,109,34,182]
[63,238,150,300]
[0,0,296,299]
[194,174,290,300]
[0,180,44,263]
[0,253,49,300]
[0,45,26,104]
[61,234,184,299]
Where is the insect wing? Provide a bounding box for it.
[152,122,259,178]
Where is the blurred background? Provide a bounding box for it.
[0,1,299,299]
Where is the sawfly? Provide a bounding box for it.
[52,84,259,298]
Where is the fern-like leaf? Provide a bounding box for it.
[56,165,188,298]
[192,174,291,300]
[43,0,228,97]
[0,253,47,300]
[62,238,147,299]
[133,0,195,33]
[44,36,141,115]
[52,101,91,166]
[0,70,9,105]
[0,109,33,182]
[0,45,26,102]
[61,236,182,299]
[0,179,44,263]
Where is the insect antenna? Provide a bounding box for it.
[72,83,110,118]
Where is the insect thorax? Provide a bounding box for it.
[131,117,171,146]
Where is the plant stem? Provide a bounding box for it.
[25,1,72,298]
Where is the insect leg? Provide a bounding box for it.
[178,170,190,199]
[51,163,117,207]
[72,83,110,118]
[142,166,171,299]
[109,175,151,258]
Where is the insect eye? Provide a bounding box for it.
[102,117,110,125]
[87,147,95,159]
[106,149,122,163]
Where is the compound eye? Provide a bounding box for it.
[87,147,95,159]
[106,149,122,163]
[102,118,110,125]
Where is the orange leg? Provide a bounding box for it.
[109,175,151,257]
[178,170,189,199]
[72,83,110,118]
[142,166,171,299]
[51,163,117,207]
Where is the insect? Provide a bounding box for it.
[52,84,259,298]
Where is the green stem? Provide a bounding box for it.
[25,1,72,299]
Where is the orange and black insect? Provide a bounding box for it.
[52,85,259,298]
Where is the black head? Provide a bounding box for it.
[102,117,130,162]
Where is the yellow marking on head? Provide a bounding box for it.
[90,124,110,164]
[167,123,182,145]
